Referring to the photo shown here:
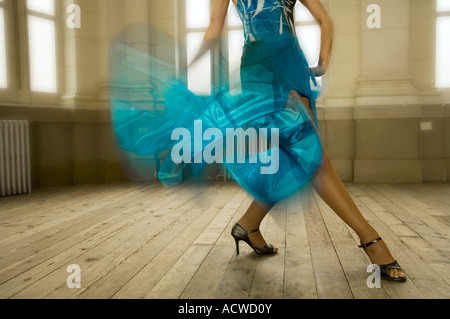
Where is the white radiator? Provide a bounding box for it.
[0,120,32,197]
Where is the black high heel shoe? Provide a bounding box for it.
[359,237,407,282]
[231,223,276,255]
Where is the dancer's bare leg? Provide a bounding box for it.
[236,92,404,278]
[237,199,279,252]
[294,91,405,279]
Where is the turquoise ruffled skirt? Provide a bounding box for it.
[110,25,323,203]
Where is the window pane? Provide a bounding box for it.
[436,16,450,88]
[187,32,211,95]
[296,25,321,86]
[437,0,450,12]
[228,2,242,27]
[0,7,6,88]
[28,15,57,93]
[27,0,54,15]
[295,2,315,22]
[228,29,244,92]
[296,25,320,67]
[186,0,210,29]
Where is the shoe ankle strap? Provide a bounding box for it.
[359,237,383,249]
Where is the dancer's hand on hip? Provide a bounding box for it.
[308,61,326,77]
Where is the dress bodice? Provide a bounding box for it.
[235,0,297,43]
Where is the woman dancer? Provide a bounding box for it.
[191,0,406,282]
[111,0,406,282]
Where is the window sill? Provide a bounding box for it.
[0,101,67,110]
[438,88,450,104]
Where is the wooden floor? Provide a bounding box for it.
[0,181,449,299]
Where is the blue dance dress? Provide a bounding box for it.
[110,0,323,203]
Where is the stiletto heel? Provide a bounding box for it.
[234,237,240,255]
[359,237,407,282]
[231,223,276,255]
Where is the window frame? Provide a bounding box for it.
[436,1,450,101]
[0,0,16,102]
[0,2,6,90]
[182,0,215,96]
[0,0,63,107]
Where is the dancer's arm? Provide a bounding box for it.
[299,0,334,73]
[189,0,229,68]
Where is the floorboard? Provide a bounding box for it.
[0,182,449,299]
